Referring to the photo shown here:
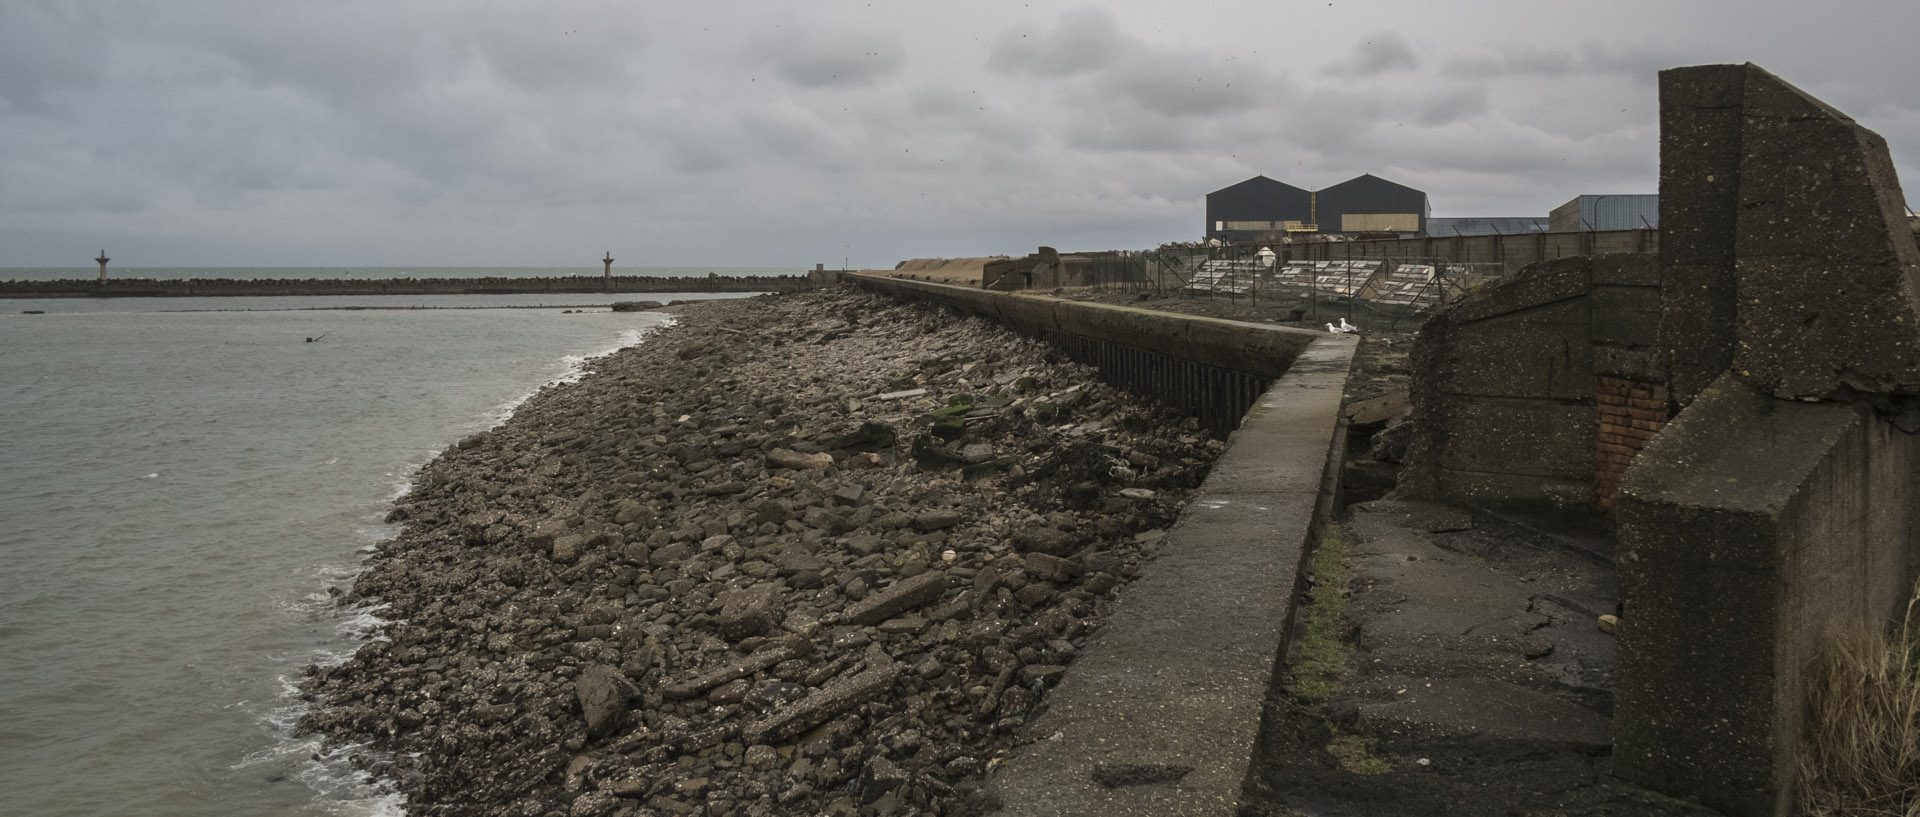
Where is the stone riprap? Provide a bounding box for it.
[297,288,1226,816]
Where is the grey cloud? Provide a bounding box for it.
[756,28,905,88]
[1327,32,1419,76]
[1443,41,1684,84]
[987,7,1125,78]
[1416,86,1490,126]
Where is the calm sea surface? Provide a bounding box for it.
[0,278,753,816]
[2,265,801,282]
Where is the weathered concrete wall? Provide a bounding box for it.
[0,275,809,298]
[1616,376,1917,817]
[1615,63,1920,816]
[842,273,1321,437]
[1399,254,1664,509]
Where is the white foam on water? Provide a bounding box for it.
[488,319,670,422]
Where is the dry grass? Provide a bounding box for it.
[1799,585,1920,817]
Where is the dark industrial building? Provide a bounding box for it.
[1548,194,1659,231]
[1318,174,1429,235]
[1204,173,1429,241]
[1204,176,1312,241]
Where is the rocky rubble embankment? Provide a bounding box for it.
[299,288,1226,817]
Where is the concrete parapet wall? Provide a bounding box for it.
[1400,254,1662,509]
[843,272,1323,437]
[0,275,811,298]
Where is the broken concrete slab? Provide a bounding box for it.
[742,658,901,745]
[841,571,949,626]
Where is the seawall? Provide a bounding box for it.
[842,272,1357,815]
[839,272,1322,437]
[0,275,811,298]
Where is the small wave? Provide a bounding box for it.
[232,731,407,817]
[255,571,406,814]
[484,316,673,425]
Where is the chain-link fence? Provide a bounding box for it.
[1066,246,1502,329]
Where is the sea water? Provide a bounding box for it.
[0,289,746,816]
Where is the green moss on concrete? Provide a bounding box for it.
[1291,524,1352,703]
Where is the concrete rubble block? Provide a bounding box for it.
[765,448,835,470]
[1615,373,1916,817]
[716,585,782,640]
[742,658,901,746]
[576,664,641,739]
[842,571,950,626]
[661,639,809,700]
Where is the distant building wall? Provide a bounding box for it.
[1427,217,1549,236]
[1319,173,1429,236]
[1205,176,1312,241]
[1549,194,1660,232]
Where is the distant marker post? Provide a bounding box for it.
[603,251,615,293]
[96,249,110,282]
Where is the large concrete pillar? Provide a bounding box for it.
[1618,62,1920,817]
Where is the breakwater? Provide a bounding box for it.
[0,275,811,298]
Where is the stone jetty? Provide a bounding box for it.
[297,287,1226,816]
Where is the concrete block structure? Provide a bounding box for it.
[1401,62,1920,816]
[1399,254,1663,509]
[1614,63,1920,817]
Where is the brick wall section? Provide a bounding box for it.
[1595,376,1668,509]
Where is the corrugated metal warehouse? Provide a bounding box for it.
[1317,173,1429,235]
[1204,176,1313,241]
[1548,194,1659,231]
[1205,173,1429,241]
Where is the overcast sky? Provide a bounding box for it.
[4,0,1917,269]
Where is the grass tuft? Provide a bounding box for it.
[1799,583,1920,817]
[1326,732,1392,775]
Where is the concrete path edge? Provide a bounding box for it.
[981,334,1358,816]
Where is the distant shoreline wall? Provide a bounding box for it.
[0,275,812,298]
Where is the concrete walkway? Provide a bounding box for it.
[981,335,1357,816]
[1340,500,1617,748]
[1241,501,1723,817]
